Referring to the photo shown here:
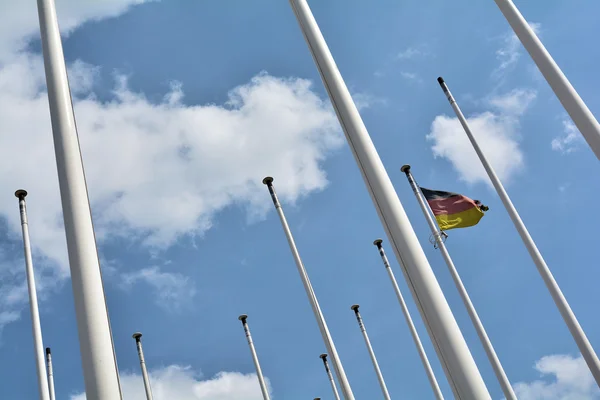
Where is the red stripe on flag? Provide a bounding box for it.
[427,195,478,216]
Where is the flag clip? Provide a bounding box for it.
[429,231,448,249]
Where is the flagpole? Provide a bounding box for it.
[132,333,153,400]
[35,0,122,397]
[438,76,600,385]
[350,305,391,400]
[46,348,56,400]
[238,315,271,400]
[374,239,445,400]
[493,0,600,160]
[319,354,341,400]
[401,165,517,399]
[263,177,355,399]
[288,1,490,397]
[15,190,50,400]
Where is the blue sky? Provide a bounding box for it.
[0,0,599,399]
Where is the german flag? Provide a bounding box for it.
[420,187,489,231]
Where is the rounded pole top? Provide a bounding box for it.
[314,398,321,400]
[373,238,383,246]
[238,314,248,322]
[132,332,142,340]
[45,347,51,355]
[319,353,328,360]
[400,164,411,174]
[15,189,28,199]
[437,77,445,85]
[350,304,360,311]
[262,176,274,185]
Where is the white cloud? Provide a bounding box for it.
[400,71,421,82]
[428,24,541,186]
[0,1,344,331]
[0,63,342,327]
[351,92,385,109]
[396,46,428,60]
[493,23,541,79]
[120,267,196,312]
[552,120,583,154]
[427,89,535,185]
[71,365,270,400]
[513,354,600,400]
[488,88,537,116]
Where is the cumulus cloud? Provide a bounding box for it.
[0,1,343,330]
[427,89,535,185]
[120,267,196,312]
[513,354,600,400]
[0,64,342,326]
[551,120,583,154]
[71,365,270,400]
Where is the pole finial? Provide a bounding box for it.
[15,189,28,199]
[238,314,248,322]
[437,77,445,85]
[319,353,328,360]
[132,332,142,340]
[262,176,274,185]
[373,238,383,247]
[400,164,411,174]
[350,304,360,312]
[46,347,51,355]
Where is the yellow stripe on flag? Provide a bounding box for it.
[435,206,485,231]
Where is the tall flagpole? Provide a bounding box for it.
[319,354,341,400]
[350,305,391,400]
[16,190,50,400]
[238,315,271,400]
[493,0,600,160]
[288,1,490,397]
[438,77,600,386]
[35,0,123,398]
[401,165,517,400]
[132,333,153,400]
[263,177,355,399]
[46,348,56,400]
[374,239,445,400]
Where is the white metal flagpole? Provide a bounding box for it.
[319,354,341,400]
[438,76,600,386]
[35,0,123,398]
[46,348,56,400]
[401,165,517,400]
[350,305,391,400]
[132,333,153,400]
[374,239,444,400]
[16,190,50,400]
[238,315,271,400]
[263,177,355,399]
[493,0,600,160]
[288,1,490,397]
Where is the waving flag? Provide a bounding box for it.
[420,188,488,231]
